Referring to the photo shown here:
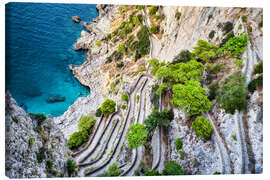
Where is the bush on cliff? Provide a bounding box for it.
[66,159,77,177]
[101,99,116,116]
[192,116,213,139]
[144,170,161,176]
[121,93,129,103]
[67,130,88,149]
[162,161,184,175]
[172,50,195,64]
[127,123,147,149]
[78,115,96,133]
[174,138,183,151]
[104,163,120,176]
[95,108,102,117]
[193,40,219,62]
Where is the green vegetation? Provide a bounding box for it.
[67,130,88,149]
[156,60,204,86]
[150,24,158,34]
[46,160,54,173]
[66,159,77,177]
[136,94,140,102]
[174,138,183,151]
[171,80,212,116]
[28,113,46,126]
[254,61,263,75]
[218,33,249,57]
[136,5,145,10]
[149,6,159,16]
[214,171,222,175]
[29,136,35,147]
[118,43,127,54]
[193,40,219,62]
[78,115,96,133]
[144,170,161,176]
[95,108,102,117]
[96,40,101,47]
[36,147,46,163]
[209,30,215,39]
[150,85,160,109]
[148,58,166,75]
[144,109,174,133]
[206,63,224,74]
[100,99,116,116]
[232,134,237,141]
[175,11,182,20]
[192,116,213,139]
[217,73,247,114]
[127,123,147,149]
[208,83,219,101]
[135,25,150,60]
[219,32,234,47]
[172,50,195,64]
[162,161,184,175]
[104,163,120,176]
[121,93,129,103]
[248,75,262,93]
[238,24,243,30]
[116,62,124,68]
[242,15,247,22]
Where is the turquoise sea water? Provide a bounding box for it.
[5,3,98,117]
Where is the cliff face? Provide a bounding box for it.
[5,92,71,178]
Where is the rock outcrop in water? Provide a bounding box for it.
[5,4,263,177]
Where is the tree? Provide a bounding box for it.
[174,138,183,151]
[121,93,129,103]
[172,50,195,64]
[66,159,77,177]
[149,24,158,34]
[156,59,204,85]
[171,80,212,116]
[127,123,147,149]
[144,109,174,133]
[67,130,88,149]
[148,58,166,76]
[100,99,116,116]
[192,116,213,139]
[95,108,102,117]
[162,161,184,175]
[104,163,120,176]
[193,40,219,62]
[216,73,247,114]
[144,170,161,176]
[78,115,96,133]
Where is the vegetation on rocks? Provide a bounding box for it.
[67,130,88,149]
[66,159,77,177]
[144,170,161,176]
[217,73,247,114]
[78,115,96,133]
[175,137,183,151]
[193,40,219,62]
[254,61,263,75]
[127,123,147,149]
[192,116,213,139]
[149,24,158,34]
[95,108,102,117]
[162,161,184,175]
[100,99,116,116]
[28,136,35,147]
[121,93,129,103]
[248,75,263,93]
[171,80,212,116]
[172,50,195,64]
[104,163,120,176]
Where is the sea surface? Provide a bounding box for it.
[6,3,98,117]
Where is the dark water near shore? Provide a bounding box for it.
[6,2,98,117]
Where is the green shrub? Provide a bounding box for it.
[217,22,223,29]
[121,105,127,109]
[156,60,204,85]
[150,24,158,34]
[218,33,249,57]
[242,15,247,22]
[96,40,101,47]
[148,58,166,75]
[121,93,129,103]
[116,62,124,68]
[162,161,184,175]
[100,99,116,116]
[144,109,174,133]
[127,123,147,149]
[46,160,54,173]
[238,24,243,30]
[209,30,215,39]
[118,43,127,54]
[248,26,252,33]
[150,85,160,109]
[214,171,222,175]
[36,147,46,163]
[95,108,102,117]
[254,61,263,74]
[149,6,159,16]
[78,115,96,133]
[67,130,88,149]
[112,51,123,61]
[217,73,247,114]
[28,113,46,126]
[136,5,145,10]
[136,94,140,102]
[219,32,234,47]
[192,116,213,139]
[232,134,237,141]
[66,159,77,177]
[175,138,183,151]
[175,12,181,20]
[144,170,161,176]
[193,40,219,62]
[172,50,195,64]
[208,83,219,101]
[29,136,35,147]
[136,25,150,58]
[248,75,263,93]
[222,21,234,34]
[105,163,120,176]
[206,63,224,74]
[171,80,212,116]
